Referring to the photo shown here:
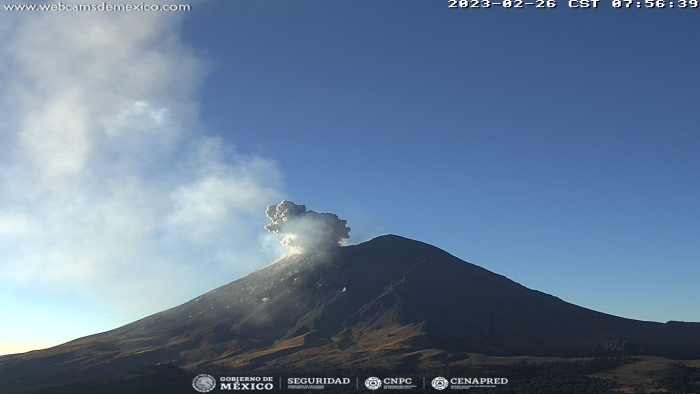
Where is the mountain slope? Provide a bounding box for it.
[2,235,699,392]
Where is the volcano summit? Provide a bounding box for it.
[2,235,700,392]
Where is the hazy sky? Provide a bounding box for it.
[1,1,698,356]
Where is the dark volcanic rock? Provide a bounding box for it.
[2,235,700,393]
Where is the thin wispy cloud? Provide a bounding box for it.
[0,3,283,320]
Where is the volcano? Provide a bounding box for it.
[2,235,700,393]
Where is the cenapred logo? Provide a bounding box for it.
[431,377,449,390]
[192,374,216,393]
[434,377,509,390]
[365,376,382,390]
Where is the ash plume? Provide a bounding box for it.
[265,201,350,252]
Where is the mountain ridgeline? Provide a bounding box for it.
[1,235,699,393]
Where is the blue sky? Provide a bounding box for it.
[184,3,699,317]
[0,1,698,355]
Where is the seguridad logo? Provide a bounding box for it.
[286,377,353,390]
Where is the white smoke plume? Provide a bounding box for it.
[0,1,282,325]
[265,201,351,252]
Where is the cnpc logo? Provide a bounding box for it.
[365,377,414,390]
[365,377,382,390]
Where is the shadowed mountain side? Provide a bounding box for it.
[2,235,700,393]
